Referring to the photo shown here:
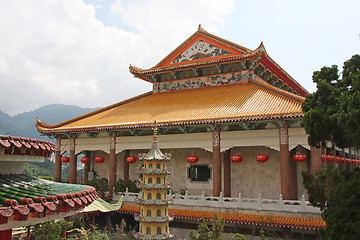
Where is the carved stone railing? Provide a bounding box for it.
[114,189,321,214]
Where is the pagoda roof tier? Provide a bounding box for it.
[135,198,173,206]
[129,26,307,97]
[134,214,174,223]
[136,182,172,190]
[138,168,172,175]
[36,80,304,135]
[132,231,175,240]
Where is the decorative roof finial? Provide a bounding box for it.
[198,24,202,31]
[153,120,158,142]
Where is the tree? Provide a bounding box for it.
[303,166,360,239]
[302,54,360,149]
[302,54,360,239]
[30,221,72,240]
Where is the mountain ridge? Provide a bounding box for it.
[0,104,99,141]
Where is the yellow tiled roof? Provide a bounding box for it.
[36,81,304,134]
[117,205,325,230]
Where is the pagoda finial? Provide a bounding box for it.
[153,120,158,142]
[198,24,202,31]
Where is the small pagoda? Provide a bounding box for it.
[133,128,174,239]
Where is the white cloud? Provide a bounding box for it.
[0,0,235,115]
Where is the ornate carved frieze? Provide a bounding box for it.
[153,70,257,93]
[279,121,289,145]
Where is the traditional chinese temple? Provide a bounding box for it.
[0,135,97,240]
[36,26,326,238]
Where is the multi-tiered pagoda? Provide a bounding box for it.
[132,129,174,239]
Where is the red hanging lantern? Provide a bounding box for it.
[293,153,307,163]
[345,158,351,164]
[321,154,326,162]
[352,159,358,165]
[81,157,90,164]
[326,155,335,163]
[231,155,243,163]
[95,156,105,163]
[61,156,70,163]
[187,156,199,164]
[256,154,268,163]
[126,156,137,163]
[335,157,344,163]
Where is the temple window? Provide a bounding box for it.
[165,209,167,215]
[157,209,161,216]
[147,209,151,217]
[166,226,168,232]
[188,165,211,182]
[149,164,153,169]
[156,177,161,184]
[156,163,161,169]
[157,227,161,234]
[148,178,152,184]
[164,193,166,199]
[147,193,152,200]
[156,193,161,199]
[146,227,151,234]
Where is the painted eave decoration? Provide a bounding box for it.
[117,204,325,230]
[0,174,97,228]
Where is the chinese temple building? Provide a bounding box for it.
[0,135,97,240]
[36,26,326,238]
[133,128,174,239]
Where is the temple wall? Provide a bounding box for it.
[229,146,281,199]
[91,144,308,200]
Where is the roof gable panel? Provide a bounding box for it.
[170,39,232,64]
[154,26,250,68]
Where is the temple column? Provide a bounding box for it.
[212,125,221,197]
[69,134,77,183]
[109,132,116,196]
[279,121,297,200]
[124,150,130,180]
[0,229,12,240]
[84,151,90,184]
[223,150,231,197]
[55,135,62,182]
[310,146,322,173]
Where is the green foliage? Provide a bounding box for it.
[232,233,246,240]
[190,214,238,240]
[303,166,360,239]
[23,159,54,177]
[113,179,140,194]
[302,54,360,148]
[88,177,109,195]
[30,220,72,240]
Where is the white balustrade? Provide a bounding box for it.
[113,189,321,214]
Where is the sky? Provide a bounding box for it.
[0,0,359,116]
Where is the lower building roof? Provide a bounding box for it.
[0,174,97,228]
[117,204,325,230]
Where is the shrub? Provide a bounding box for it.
[114,179,140,194]
[88,177,109,196]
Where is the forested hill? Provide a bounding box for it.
[0,104,99,141]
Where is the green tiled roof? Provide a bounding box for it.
[0,174,97,224]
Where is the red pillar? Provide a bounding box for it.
[106,213,110,233]
[223,150,231,197]
[69,134,77,183]
[84,151,90,184]
[212,125,221,197]
[124,150,130,180]
[279,121,297,200]
[109,132,116,196]
[55,135,62,182]
[0,229,12,240]
[311,146,322,173]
